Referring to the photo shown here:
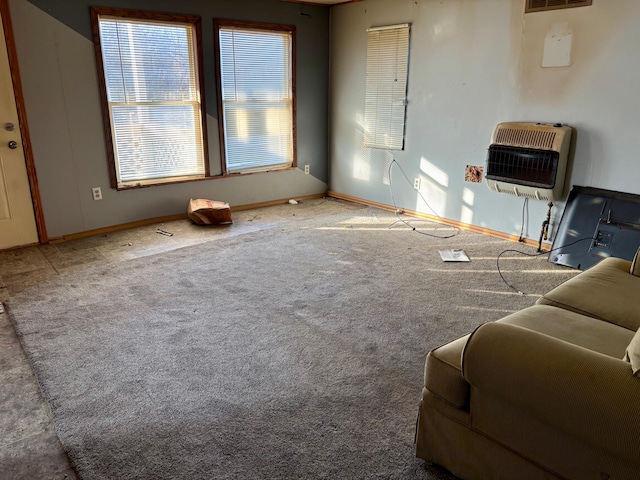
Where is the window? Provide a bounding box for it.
[364,24,410,151]
[91,8,207,189]
[525,0,592,13]
[214,20,295,174]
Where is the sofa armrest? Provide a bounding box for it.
[461,322,640,464]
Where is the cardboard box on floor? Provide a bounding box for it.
[187,199,232,225]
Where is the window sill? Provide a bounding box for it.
[115,166,298,191]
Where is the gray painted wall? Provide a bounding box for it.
[9,0,329,237]
[330,0,640,241]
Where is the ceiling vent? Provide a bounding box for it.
[525,0,592,13]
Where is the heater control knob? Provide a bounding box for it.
[554,123,562,127]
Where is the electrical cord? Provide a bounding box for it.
[387,159,460,239]
[386,158,592,291]
[497,236,595,295]
[518,197,528,242]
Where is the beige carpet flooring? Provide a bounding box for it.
[5,201,577,479]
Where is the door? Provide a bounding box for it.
[0,7,37,250]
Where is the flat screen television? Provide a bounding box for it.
[549,186,640,270]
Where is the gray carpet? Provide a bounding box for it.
[7,207,576,479]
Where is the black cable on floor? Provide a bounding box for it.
[519,197,528,242]
[497,236,595,294]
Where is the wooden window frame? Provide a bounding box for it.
[90,7,209,190]
[213,19,297,175]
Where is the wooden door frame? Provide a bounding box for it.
[0,0,47,244]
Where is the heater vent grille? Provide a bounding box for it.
[485,122,572,202]
[494,127,556,150]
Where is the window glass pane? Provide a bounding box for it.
[223,102,292,171]
[219,30,290,102]
[112,104,204,182]
[100,19,197,103]
[95,11,206,187]
[217,25,294,173]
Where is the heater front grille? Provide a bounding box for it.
[486,145,559,189]
[485,122,572,201]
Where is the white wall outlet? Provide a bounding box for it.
[91,187,102,201]
[413,178,420,190]
[304,164,310,175]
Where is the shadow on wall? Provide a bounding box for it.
[563,124,605,190]
[516,4,631,104]
[350,114,483,227]
[350,133,468,224]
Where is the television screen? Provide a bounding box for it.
[549,186,640,270]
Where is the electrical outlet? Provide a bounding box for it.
[413,178,420,190]
[304,164,310,175]
[91,187,102,201]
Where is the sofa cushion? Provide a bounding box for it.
[498,304,635,359]
[623,328,640,375]
[536,257,640,331]
[424,335,470,408]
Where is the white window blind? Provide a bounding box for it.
[218,26,294,173]
[97,17,205,186]
[364,24,410,151]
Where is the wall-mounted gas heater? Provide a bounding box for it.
[485,122,572,201]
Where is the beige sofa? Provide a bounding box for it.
[415,250,640,480]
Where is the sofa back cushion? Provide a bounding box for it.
[536,257,640,331]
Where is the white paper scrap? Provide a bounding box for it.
[439,249,470,262]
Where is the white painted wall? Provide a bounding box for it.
[329,0,640,240]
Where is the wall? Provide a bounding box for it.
[329,0,640,241]
[8,0,329,238]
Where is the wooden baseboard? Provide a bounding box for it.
[48,214,188,243]
[326,191,552,249]
[48,193,327,243]
[227,193,325,212]
[47,191,549,249]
